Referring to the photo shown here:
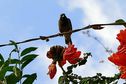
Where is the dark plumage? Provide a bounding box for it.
[58,13,72,44]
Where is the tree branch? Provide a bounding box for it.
[0,22,126,47]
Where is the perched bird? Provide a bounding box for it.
[58,13,72,45]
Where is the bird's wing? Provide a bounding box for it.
[58,18,63,33]
[67,18,72,30]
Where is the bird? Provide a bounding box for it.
[58,13,72,45]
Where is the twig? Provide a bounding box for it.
[0,22,126,47]
[83,31,113,55]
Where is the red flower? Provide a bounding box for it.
[47,44,82,79]
[47,45,66,67]
[47,45,66,79]
[108,52,126,66]
[47,63,57,79]
[118,44,126,54]
[117,29,126,45]
[119,66,126,79]
[108,29,126,79]
[63,44,81,64]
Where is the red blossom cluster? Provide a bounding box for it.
[108,29,126,79]
[47,44,82,79]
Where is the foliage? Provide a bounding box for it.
[0,41,38,84]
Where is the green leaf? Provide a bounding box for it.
[21,47,37,56]
[21,54,38,69]
[0,54,4,62]
[115,19,126,27]
[58,76,65,84]
[0,54,4,67]
[0,59,20,69]
[13,65,22,77]
[79,59,87,66]
[115,19,125,23]
[7,59,20,64]
[22,73,37,84]
[66,69,72,74]
[21,58,36,69]
[5,73,21,84]
[21,54,38,62]
[72,80,78,84]
[0,66,16,80]
[0,61,10,70]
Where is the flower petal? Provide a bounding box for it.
[68,58,82,64]
[63,44,81,64]
[119,66,126,72]
[117,29,126,45]
[120,72,126,79]
[58,60,66,67]
[108,52,126,66]
[47,51,53,59]
[48,64,57,79]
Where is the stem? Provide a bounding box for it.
[18,50,22,84]
[0,22,126,47]
[60,66,78,83]
[60,66,66,74]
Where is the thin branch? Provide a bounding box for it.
[83,31,113,55]
[0,22,126,47]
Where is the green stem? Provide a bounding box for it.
[18,50,22,84]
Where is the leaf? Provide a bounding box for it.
[13,65,22,77]
[22,73,37,84]
[0,61,10,70]
[66,69,72,74]
[5,73,21,84]
[58,76,65,84]
[0,59,20,69]
[21,58,36,69]
[0,54,4,62]
[21,47,37,56]
[79,59,87,66]
[21,54,38,69]
[21,54,38,62]
[115,19,125,23]
[0,66,16,80]
[115,19,126,27]
[7,59,20,64]
[22,74,30,77]
[0,62,4,67]
[0,54,4,67]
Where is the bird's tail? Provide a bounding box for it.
[65,36,72,45]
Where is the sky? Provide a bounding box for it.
[0,0,126,84]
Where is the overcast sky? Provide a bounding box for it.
[0,0,126,84]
